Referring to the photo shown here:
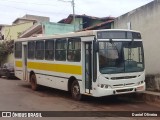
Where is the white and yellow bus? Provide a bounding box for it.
[14,29,145,100]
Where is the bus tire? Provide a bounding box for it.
[71,80,82,101]
[30,74,39,91]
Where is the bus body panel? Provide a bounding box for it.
[92,71,145,97]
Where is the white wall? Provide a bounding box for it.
[113,0,160,75]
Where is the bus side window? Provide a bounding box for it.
[68,52,74,61]
[28,41,35,59]
[74,49,81,62]
[15,42,22,58]
[67,38,81,62]
[55,39,67,61]
[35,41,45,60]
[45,40,54,60]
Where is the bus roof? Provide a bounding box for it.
[15,29,141,42]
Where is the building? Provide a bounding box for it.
[20,14,115,38]
[1,14,50,41]
[0,24,6,40]
[20,14,49,23]
[2,21,35,41]
[0,14,50,64]
[19,22,76,38]
[58,14,114,31]
[112,0,160,75]
[111,0,160,90]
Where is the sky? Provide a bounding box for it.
[0,0,153,25]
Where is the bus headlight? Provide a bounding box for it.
[98,84,109,89]
[105,85,109,89]
[137,81,144,85]
[101,84,104,88]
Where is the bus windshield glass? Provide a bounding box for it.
[99,41,144,74]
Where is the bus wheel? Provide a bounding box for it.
[71,80,82,101]
[30,74,38,91]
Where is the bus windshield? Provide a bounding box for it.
[99,41,144,74]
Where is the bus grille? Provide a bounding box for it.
[116,88,134,93]
[113,84,124,88]
[111,76,136,80]
[113,83,135,88]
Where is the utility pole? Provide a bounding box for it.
[58,0,76,31]
[72,0,76,31]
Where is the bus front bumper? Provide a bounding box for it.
[92,83,145,97]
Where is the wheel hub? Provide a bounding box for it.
[73,85,79,96]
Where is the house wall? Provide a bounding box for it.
[43,22,80,35]
[90,20,103,26]
[3,22,34,40]
[2,22,34,64]
[22,14,50,23]
[13,19,35,25]
[112,0,160,75]
[70,18,83,30]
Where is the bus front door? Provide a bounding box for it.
[85,42,92,94]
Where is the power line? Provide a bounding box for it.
[0,0,72,15]
[0,0,60,7]
[0,3,69,15]
[0,0,75,24]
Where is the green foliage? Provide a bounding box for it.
[0,40,14,65]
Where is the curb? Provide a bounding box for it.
[143,91,160,104]
[136,91,160,106]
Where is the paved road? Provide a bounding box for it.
[0,77,159,120]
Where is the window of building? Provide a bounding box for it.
[35,41,44,60]
[45,40,54,60]
[15,42,22,58]
[55,39,67,61]
[28,41,35,59]
[67,38,81,62]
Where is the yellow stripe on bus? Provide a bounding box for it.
[15,61,22,67]
[27,62,82,75]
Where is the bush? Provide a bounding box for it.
[0,40,14,65]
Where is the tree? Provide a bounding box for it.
[0,40,14,65]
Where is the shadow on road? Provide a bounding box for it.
[0,76,20,80]
[20,84,144,107]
